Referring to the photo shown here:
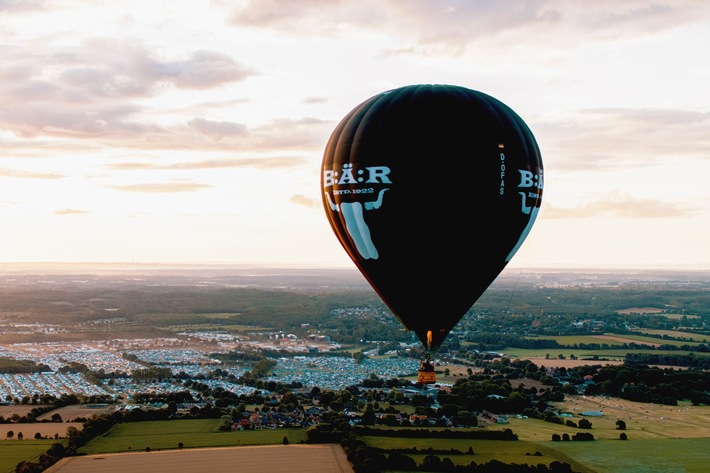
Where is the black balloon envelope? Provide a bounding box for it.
[321,84,543,354]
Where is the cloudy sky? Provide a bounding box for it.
[1,0,708,270]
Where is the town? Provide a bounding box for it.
[0,267,707,473]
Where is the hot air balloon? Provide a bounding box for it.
[321,84,543,383]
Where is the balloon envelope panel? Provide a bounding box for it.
[322,84,543,352]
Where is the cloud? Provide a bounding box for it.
[0,0,47,14]
[161,50,258,90]
[537,107,710,171]
[228,0,710,51]
[109,182,212,193]
[106,155,310,171]
[54,208,89,215]
[0,38,256,140]
[188,118,249,140]
[289,193,319,209]
[542,189,696,219]
[302,97,329,105]
[0,167,63,179]
[251,117,332,149]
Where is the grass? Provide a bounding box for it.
[0,440,59,473]
[634,328,709,342]
[504,347,708,359]
[537,438,709,473]
[524,333,704,348]
[524,335,626,346]
[641,313,700,320]
[504,394,710,473]
[167,323,273,332]
[78,419,308,454]
[358,435,594,471]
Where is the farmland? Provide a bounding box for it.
[44,444,354,473]
[0,266,706,472]
[0,440,58,473]
[78,419,308,454]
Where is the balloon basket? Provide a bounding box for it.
[417,369,436,384]
[417,354,436,384]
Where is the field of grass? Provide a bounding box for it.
[0,422,83,440]
[505,347,708,360]
[509,395,710,440]
[605,333,703,347]
[538,438,708,473]
[525,333,704,348]
[501,394,710,473]
[526,335,627,346]
[634,328,709,343]
[639,313,700,320]
[78,419,308,454]
[167,323,274,332]
[357,435,595,472]
[0,439,59,473]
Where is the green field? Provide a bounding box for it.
[504,347,708,360]
[524,334,704,348]
[78,419,308,454]
[5,417,706,473]
[167,323,274,332]
[538,438,709,473]
[525,335,626,346]
[635,329,709,343]
[358,435,595,472]
[0,440,59,473]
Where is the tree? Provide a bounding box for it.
[619,432,628,440]
[578,418,593,429]
[6,430,13,439]
[616,419,627,430]
[17,432,23,440]
[388,452,416,470]
[65,426,80,447]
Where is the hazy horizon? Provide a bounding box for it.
[1,260,708,275]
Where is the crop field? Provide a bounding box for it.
[501,394,710,473]
[357,435,595,472]
[505,347,708,363]
[0,439,58,473]
[78,419,308,454]
[646,313,701,320]
[526,335,626,346]
[510,394,710,441]
[0,405,47,419]
[539,438,708,473]
[615,307,666,314]
[36,405,116,422]
[525,333,704,348]
[0,423,83,441]
[600,333,703,347]
[634,328,709,342]
[45,444,354,473]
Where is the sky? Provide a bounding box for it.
[0,0,709,271]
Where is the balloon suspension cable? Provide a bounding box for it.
[419,352,434,372]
